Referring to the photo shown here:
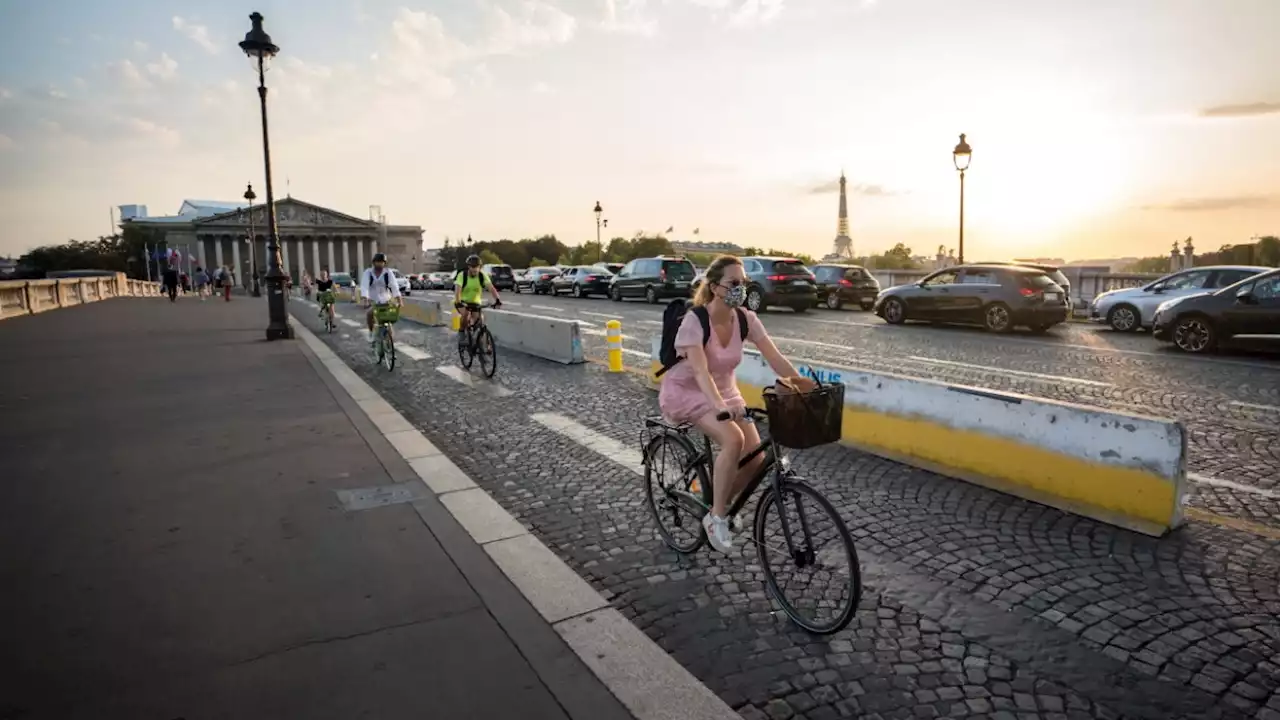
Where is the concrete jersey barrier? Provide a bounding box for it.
[399,297,446,327]
[397,303,584,365]
[648,338,1187,537]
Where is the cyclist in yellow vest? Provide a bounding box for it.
[454,254,502,344]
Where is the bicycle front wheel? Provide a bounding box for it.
[642,433,708,554]
[754,479,861,634]
[458,326,475,369]
[384,333,396,371]
[477,327,497,378]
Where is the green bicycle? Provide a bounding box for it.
[369,303,399,371]
[317,291,336,333]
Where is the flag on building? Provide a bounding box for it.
[693,228,700,235]
[666,226,674,233]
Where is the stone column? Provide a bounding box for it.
[282,236,291,279]
[356,237,365,275]
[341,238,350,273]
[214,235,224,270]
[1170,241,1182,272]
[327,237,337,274]
[313,238,322,275]
[196,235,207,273]
[232,236,242,286]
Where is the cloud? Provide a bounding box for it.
[47,87,68,100]
[172,16,219,54]
[601,0,658,36]
[728,0,785,27]
[1141,195,1280,212]
[1198,101,1280,119]
[111,59,151,90]
[0,87,11,101]
[0,134,15,152]
[483,0,577,54]
[469,64,495,89]
[127,117,181,147]
[133,40,148,52]
[146,53,179,81]
[805,178,899,196]
[531,80,553,93]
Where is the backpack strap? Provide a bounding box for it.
[737,307,749,342]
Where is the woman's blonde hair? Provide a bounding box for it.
[693,254,744,307]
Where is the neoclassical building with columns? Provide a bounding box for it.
[118,198,423,283]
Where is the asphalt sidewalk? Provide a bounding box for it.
[0,297,639,719]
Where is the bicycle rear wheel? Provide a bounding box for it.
[383,332,396,371]
[477,327,497,378]
[642,433,709,553]
[754,479,861,634]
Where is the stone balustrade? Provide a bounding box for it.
[0,273,162,320]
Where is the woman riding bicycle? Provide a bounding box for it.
[315,269,336,323]
[658,254,813,553]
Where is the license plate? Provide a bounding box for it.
[1044,292,1059,302]
[792,280,809,286]
[674,282,689,288]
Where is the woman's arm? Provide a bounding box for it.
[753,331,801,380]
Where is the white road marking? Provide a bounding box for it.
[531,305,561,312]
[619,347,649,358]
[435,365,515,396]
[581,311,624,321]
[398,345,430,361]
[581,327,627,339]
[1231,401,1280,413]
[635,320,661,326]
[530,412,644,476]
[906,356,1113,387]
[340,319,363,328]
[789,317,879,328]
[1189,473,1279,499]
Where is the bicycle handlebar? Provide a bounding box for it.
[455,301,500,310]
[715,407,767,422]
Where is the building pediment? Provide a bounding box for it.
[194,198,379,229]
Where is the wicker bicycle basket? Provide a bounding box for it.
[763,381,846,449]
[372,305,401,324]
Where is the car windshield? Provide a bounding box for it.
[662,260,695,280]
[843,268,872,281]
[332,273,353,284]
[581,266,612,275]
[1024,273,1059,288]
[489,266,513,277]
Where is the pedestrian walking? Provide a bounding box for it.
[194,266,209,301]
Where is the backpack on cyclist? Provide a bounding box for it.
[456,270,487,291]
[655,299,748,378]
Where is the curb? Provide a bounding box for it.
[291,319,740,720]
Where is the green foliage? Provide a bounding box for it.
[478,249,502,265]
[1121,236,1279,273]
[528,256,550,268]
[18,225,164,279]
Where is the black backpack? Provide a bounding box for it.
[656,299,748,377]
[456,270,487,290]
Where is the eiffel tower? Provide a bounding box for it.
[832,172,853,259]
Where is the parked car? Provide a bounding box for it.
[978,261,1073,312]
[609,256,697,303]
[1152,268,1280,354]
[519,266,561,294]
[481,263,516,291]
[811,263,880,311]
[1089,265,1269,332]
[433,272,455,289]
[388,269,412,295]
[737,256,817,313]
[553,266,615,298]
[873,263,1069,333]
[331,272,355,289]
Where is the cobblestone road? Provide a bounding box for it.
[294,300,1280,720]
[408,289,1280,529]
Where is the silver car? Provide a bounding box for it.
[1089,265,1269,332]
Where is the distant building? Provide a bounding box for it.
[118,197,423,284]
[0,256,17,278]
[670,240,744,255]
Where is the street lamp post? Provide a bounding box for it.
[593,201,608,263]
[244,183,261,297]
[239,12,293,340]
[952,133,972,265]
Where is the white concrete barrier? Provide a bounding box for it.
[399,297,446,327]
[484,310,585,365]
[648,337,1187,536]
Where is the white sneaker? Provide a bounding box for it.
[702,513,735,553]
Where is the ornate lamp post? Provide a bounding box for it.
[244,183,261,297]
[952,133,972,264]
[239,12,293,340]
[593,201,609,263]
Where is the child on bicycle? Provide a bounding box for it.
[658,254,814,553]
[454,254,502,344]
[315,269,336,324]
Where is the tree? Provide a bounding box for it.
[478,249,502,265]
[528,256,550,268]
[581,240,603,265]
[604,237,631,262]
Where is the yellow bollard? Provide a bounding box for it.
[606,319,623,372]
[451,311,461,331]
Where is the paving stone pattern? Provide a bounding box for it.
[298,307,1280,720]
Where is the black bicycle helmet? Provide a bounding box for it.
[372,252,387,263]
[466,254,481,267]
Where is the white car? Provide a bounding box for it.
[389,269,412,296]
[1089,265,1268,332]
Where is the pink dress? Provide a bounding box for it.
[658,309,767,424]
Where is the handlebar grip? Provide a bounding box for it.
[715,411,732,421]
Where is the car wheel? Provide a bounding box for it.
[1173,315,1217,354]
[514,285,521,294]
[1107,304,1140,332]
[792,304,808,314]
[881,297,906,324]
[746,287,765,312]
[860,301,874,311]
[611,286,622,302]
[645,287,657,304]
[825,293,843,310]
[983,302,1013,333]
[1029,323,1053,334]
[573,284,584,298]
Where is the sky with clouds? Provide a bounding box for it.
[1,0,1278,262]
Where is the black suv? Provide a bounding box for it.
[481,263,516,291]
[1152,268,1280,354]
[812,263,880,311]
[739,256,817,313]
[609,256,697,303]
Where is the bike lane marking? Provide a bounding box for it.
[529,413,645,476]
[340,318,363,328]
[398,345,430,361]
[435,366,516,397]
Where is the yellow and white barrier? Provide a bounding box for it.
[606,320,623,372]
[648,338,1187,537]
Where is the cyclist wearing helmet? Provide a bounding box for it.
[454,254,502,344]
[361,252,403,343]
